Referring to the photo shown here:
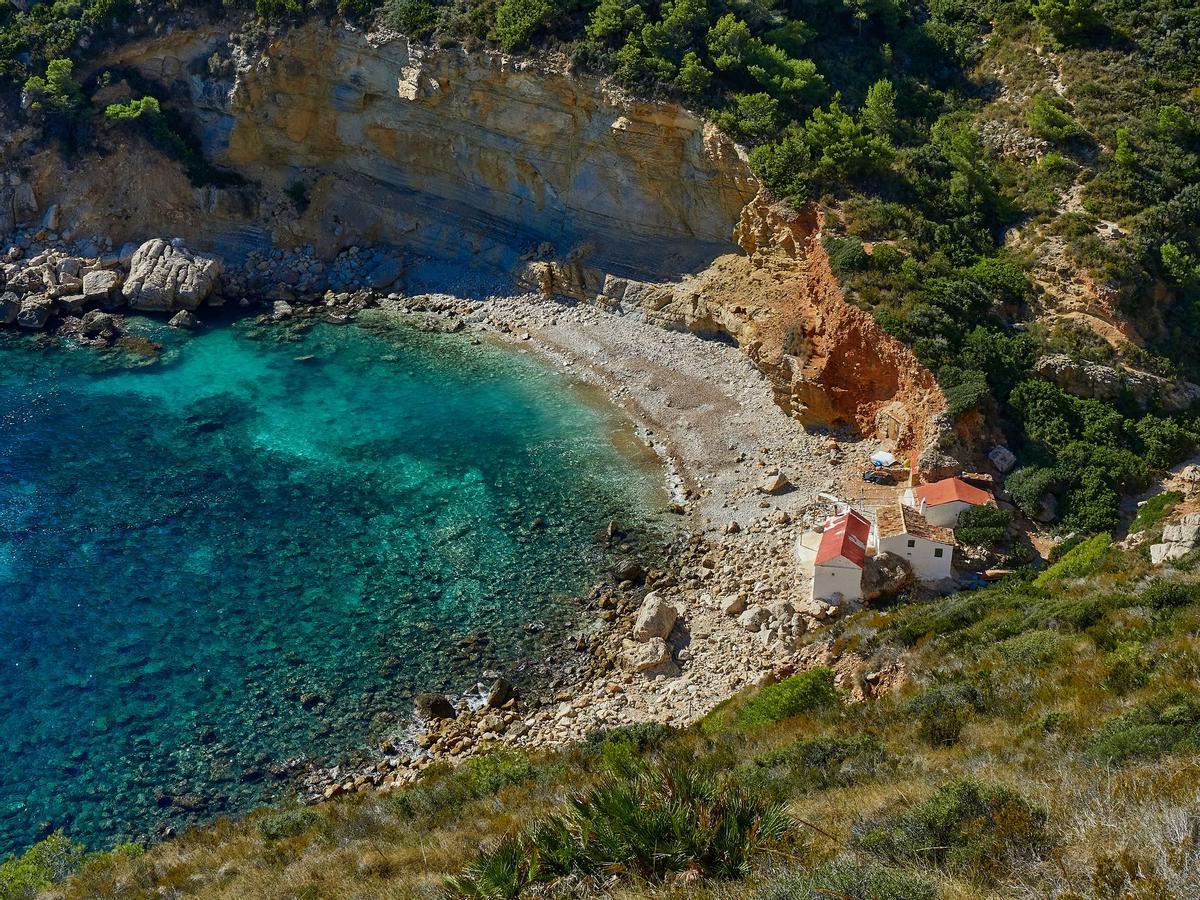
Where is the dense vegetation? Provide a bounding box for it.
[3,0,1197,532]
[4,532,1191,898]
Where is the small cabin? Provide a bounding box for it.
[811,509,871,603]
[875,503,955,581]
[902,476,993,528]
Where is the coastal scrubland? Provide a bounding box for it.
[2,534,1194,898]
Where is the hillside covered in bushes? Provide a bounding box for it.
[5,520,1198,898]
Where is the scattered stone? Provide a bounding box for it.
[721,595,746,617]
[988,445,1017,474]
[760,472,791,494]
[738,605,770,633]
[862,552,915,602]
[612,558,645,582]
[622,637,673,673]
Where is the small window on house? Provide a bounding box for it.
[934,548,944,558]
[907,539,915,548]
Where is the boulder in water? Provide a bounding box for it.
[414,692,456,720]
[485,677,516,709]
[122,239,223,311]
[17,296,52,329]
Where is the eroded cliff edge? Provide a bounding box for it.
[8,21,947,461]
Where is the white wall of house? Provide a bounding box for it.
[879,534,953,580]
[919,500,971,527]
[795,531,821,576]
[813,561,862,602]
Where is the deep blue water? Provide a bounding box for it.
[0,314,663,856]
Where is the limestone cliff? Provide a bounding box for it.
[78,23,756,277]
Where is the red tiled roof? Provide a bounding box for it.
[815,509,871,569]
[913,477,992,508]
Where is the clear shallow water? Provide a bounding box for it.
[0,315,663,856]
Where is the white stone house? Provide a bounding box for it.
[901,476,993,527]
[875,503,955,581]
[807,509,871,602]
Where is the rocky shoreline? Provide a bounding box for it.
[1,232,902,819]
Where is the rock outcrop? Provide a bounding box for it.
[122,239,223,311]
[1035,354,1200,412]
[1150,512,1200,565]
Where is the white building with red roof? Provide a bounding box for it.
[803,508,871,603]
[902,476,993,527]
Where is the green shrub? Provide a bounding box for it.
[1103,641,1152,694]
[447,763,791,894]
[1032,0,1101,44]
[1006,466,1059,520]
[1034,532,1111,586]
[994,629,1070,668]
[735,667,839,729]
[852,778,1049,880]
[743,735,888,796]
[1089,692,1200,763]
[104,95,160,121]
[1130,491,1183,533]
[757,859,938,900]
[258,807,320,841]
[582,722,675,776]
[284,179,310,212]
[1140,578,1200,610]
[906,682,984,746]
[0,832,85,899]
[940,365,992,416]
[388,750,538,821]
[379,0,437,34]
[955,504,1011,546]
[22,58,83,114]
[825,234,870,274]
[1027,94,1084,142]
[492,0,554,51]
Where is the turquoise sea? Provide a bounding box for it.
[0,314,664,856]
